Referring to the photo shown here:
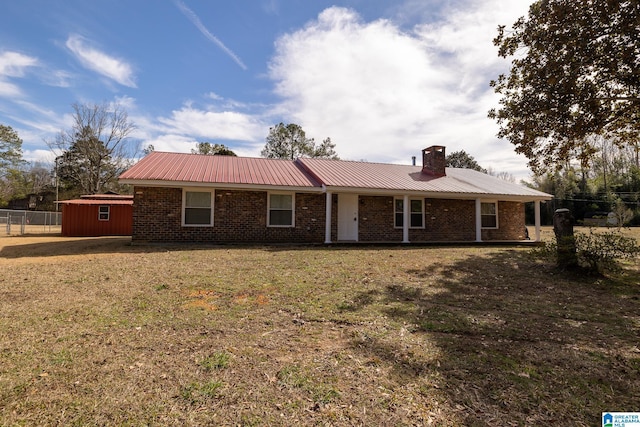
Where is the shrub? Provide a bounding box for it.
[575,230,639,273]
[533,229,640,274]
[610,198,634,229]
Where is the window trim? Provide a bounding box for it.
[98,205,110,221]
[267,192,295,228]
[394,197,425,229]
[182,188,214,227]
[480,201,499,229]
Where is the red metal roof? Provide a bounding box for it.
[119,151,552,200]
[298,158,552,199]
[119,151,321,189]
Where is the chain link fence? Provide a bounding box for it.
[0,209,62,235]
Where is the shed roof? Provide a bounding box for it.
[58,194,134,205]
[119,151,322,190]
[58,199,134,206]
[79,194,133,200]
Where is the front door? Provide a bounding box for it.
[337,194,358,241]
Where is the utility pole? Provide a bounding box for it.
[54,157,59,212]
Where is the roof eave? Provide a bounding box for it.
[119,179,323,193]
[323,185,552,201]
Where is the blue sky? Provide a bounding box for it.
[0,0,535,178]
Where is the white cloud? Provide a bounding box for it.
[0,51,74,95]
[12,100,72,132]
[206,92,224,101]
[0,51,38,97]
[141,133,197,153]
[65,34,137,88]
[270,8,448,156]
[111,95,137,111]
[157,105,266,142]
[268,2,534,178]
[142,132,261,158]
[124,91,270,157]
[0,51,38,76]
[415,0,530,92]
[0,80,22,98]
[204,92,254,110]
[40,69,74,88]
[23,148,57,164]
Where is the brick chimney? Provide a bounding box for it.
[422,146,446,176]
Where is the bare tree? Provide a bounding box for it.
[49,102,136,194]
[486,168,516,183]
[26,163,53,194]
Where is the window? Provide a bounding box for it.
[481,202,498,228]
[268,193,294,227]
[183,190,213,226]
[394,198,424,228]
[98,205,110,221]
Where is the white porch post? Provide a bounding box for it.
[403,195,410,243]
[325,192,332,244]
[475,198,482,242]
[534,200,541,242]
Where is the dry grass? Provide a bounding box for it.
[0,228,638,426]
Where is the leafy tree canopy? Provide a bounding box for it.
[0,163,53,208]
[261,123,338,160]
[192,142,237,156]
[446,150,487,172]
[312,137,338,159]
[489,0,640,173]
[0,124,27,206]
[0,124,25,174]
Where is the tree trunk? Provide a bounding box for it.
[553,208,578,268]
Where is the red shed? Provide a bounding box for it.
[59,194,133,237]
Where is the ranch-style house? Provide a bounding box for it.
[118,146,552,244]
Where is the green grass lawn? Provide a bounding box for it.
[0,230,638,425]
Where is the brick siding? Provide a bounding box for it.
[358,197,475,242]
[132,187,526,243]
[359,196,402,241]
[358,197,525,242]
[132,187,325,243]
[422,199,477,241]
[482,201,527,241]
